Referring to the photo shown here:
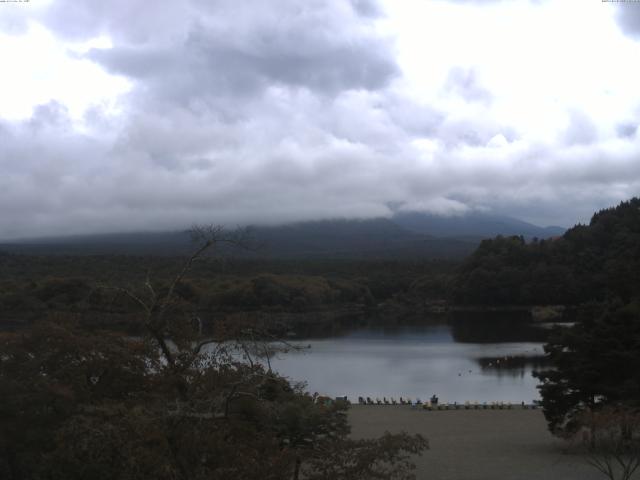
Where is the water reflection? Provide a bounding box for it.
[450,311,548,343]
[271,319,551,403]
[476,354,549,379]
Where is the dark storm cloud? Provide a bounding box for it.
[61,0,400,127]
[0,105,116,239]
[88,26,397,99]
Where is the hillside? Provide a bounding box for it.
[452,198,640,305]
[0,214,563,260]
[392,211,564,240]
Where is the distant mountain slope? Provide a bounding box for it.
[250,219,475,258]
[1,231,193,256]
[0,219,476,259]
[392,211,565,239]
[0,213,564,259]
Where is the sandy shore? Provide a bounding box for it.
[348,405,602,480]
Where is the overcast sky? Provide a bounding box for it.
[1,0,640,239]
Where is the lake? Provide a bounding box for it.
[270,319,549,404]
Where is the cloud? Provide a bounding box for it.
[87,26,397,99]
[1,0,640,239]
[40,0,189,43]
[44,0,398,98]
[615,3,640,39]
[350,0,383,17]
[616,122,638,138]
[563,110,598,146]
[0,7,29,35]
[444,0,547,4]
[445,67,493,104]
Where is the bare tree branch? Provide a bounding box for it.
[97,225,251,370]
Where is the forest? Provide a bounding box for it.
[1,199,640,479]
[452,198,640,306]
[0,229,430,480]
[0,253,455,336]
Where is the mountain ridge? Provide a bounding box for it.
[0,213,565,259]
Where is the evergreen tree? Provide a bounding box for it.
[534,301,640,435]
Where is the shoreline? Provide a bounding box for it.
[350,400,539,409]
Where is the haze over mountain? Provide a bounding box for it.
[392,212,564,239]
[0,212,564,259]
[1,1,640,240]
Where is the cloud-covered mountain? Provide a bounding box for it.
[1,0,639,239]
[392,211,564,240]
[0,214,564,259]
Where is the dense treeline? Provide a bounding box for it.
[0,255,455,332]
[493,199,640,454]
[0,254,457,283]
[447,198,640,460]
[452,198,640,306]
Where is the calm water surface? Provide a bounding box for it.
[271,323,546,403]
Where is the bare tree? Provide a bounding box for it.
[576,407,640,480]
[91,225,428,479]
[102,224,252,369]
[100,224,301,409]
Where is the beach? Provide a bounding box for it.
[348,405,603,480]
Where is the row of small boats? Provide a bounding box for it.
[358,396,421,405]
[356,397,539,409]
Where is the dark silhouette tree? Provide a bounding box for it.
[534,301,640,436]
[453,198,640,306]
